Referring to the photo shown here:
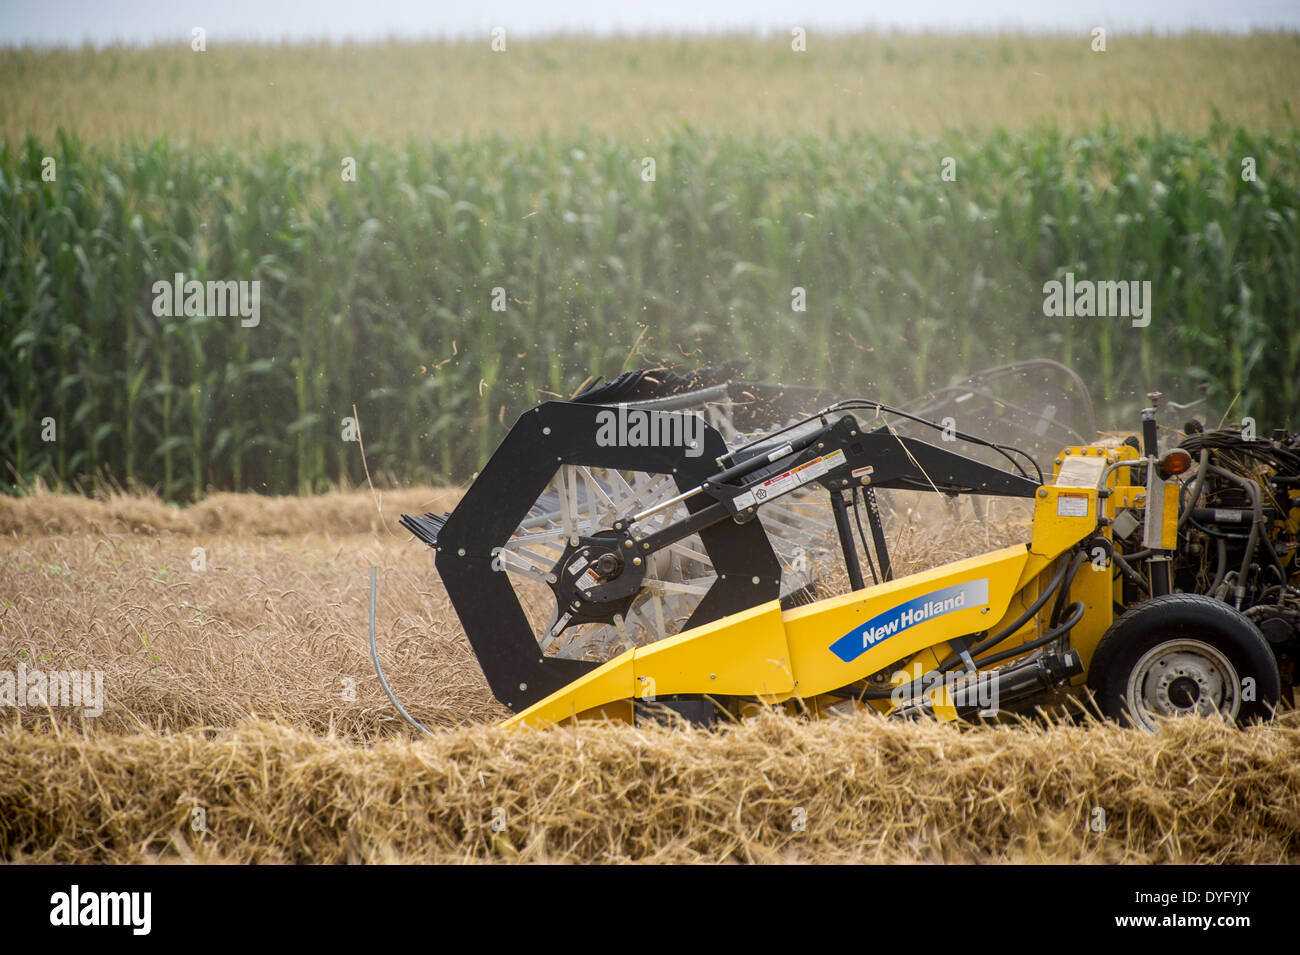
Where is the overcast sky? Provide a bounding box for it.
[2,0,1299,46]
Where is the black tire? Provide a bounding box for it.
[1087,593,1280,729]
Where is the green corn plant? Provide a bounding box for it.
[2,127,1297,499]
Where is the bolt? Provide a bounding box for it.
[542,427,551,435]
[457,548,466,556]
[519,682,528,691]
[1037,488,1048,498]
[752,576,760,584]
[642,543,650,550]
[633,557,642,566]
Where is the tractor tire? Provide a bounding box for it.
[1086,593,1280,730]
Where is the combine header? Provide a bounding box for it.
[400,369,1292,730]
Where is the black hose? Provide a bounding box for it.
[1112,551,1150,594]
[1209,465,1264,608]
[1209,536,1229,595]
[1178,450,1212,530]
[1236,525,1259,608]
[1119,548,1154,561]
[1049,550,1088,627]
[1258,520,1288,583]
[967,601,1087,670]
[715,393,1042,487]
[835,399,1043,483]
[850,487,880,586]
[964,554,1075,659]
[1182,430,1300,473]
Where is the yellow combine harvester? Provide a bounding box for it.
[401,372,1287,731]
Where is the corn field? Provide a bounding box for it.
[2,126,1298,499]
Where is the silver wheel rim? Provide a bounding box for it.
[1124,638,1241,731]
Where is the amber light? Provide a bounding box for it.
[1159,448,1193,477]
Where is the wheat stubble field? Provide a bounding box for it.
[3,489,1299,864]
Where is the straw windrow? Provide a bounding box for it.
[3,713,1298,864]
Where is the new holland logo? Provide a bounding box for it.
[828,579,990,663]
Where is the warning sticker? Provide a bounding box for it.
[1056,492,1089,517]
[568,555,589,575]
[577,568,600,591]
[733,448,845,511]
[851,465,874,478]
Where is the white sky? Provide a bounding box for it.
[2,0,1298,46]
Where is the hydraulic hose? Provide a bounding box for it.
[1178,449,1212,530]
[850,487,881,586]
[1112,551,1150,594]
[1209,536,1229,595]
[368,566,436,738]
[1208,465,1265,608]
[1048,550,1089,627]
[965,601,1086,670]
[964,553,1077,659]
